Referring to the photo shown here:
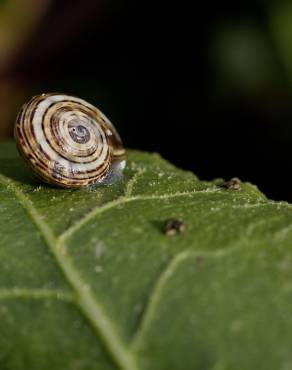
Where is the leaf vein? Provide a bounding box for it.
[0,288,74,302]
[131,245,242,349]
[0,174,139,370]
[59,188,221,242]
[124,168,146,197]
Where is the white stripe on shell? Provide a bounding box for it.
[32,94,110,175]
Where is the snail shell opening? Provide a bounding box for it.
[15,93,126,188]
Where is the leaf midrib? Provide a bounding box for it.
[1,172,221,370]
[0,173,138,370]
[2,170,289,370]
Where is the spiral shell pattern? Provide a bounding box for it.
[15,93,126,188]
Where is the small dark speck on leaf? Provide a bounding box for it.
[224,178,241,190]
[164,218,186,236]
[195,256,205,264]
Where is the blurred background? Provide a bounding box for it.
[1,0,292,201]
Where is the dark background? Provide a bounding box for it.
[1,0,292,201]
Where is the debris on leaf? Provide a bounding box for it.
[164,218,186,236]
[223,177,241,190]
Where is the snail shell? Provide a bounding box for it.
[15,93,126,188]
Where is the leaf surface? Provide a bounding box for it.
[0,142,292,370]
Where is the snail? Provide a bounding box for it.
[15,93,126,188]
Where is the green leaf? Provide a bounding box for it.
[0,142,292,370]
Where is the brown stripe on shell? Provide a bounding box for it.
[18,96,111,174]
[18,118,112,180]
[42,101,109,163]
[42,102,108,163]
[15,93,126,188]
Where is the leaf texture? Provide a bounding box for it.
[0,142,292,370]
